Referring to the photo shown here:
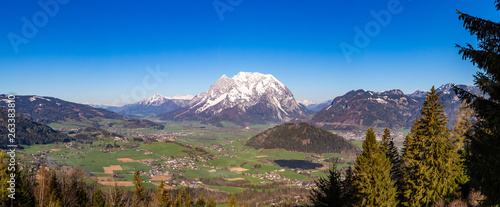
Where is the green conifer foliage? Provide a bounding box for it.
[207,197,216,207]
[133,170,145,205]
[309,163,346,206]
[353,128,398,207]
[455,2,500,203]
[402,87,461,206]
[381,128,404,201]
[93,189,105,207]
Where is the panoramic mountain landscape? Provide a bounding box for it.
[2,0,499,206]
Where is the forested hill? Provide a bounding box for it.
[0,107,69,149]
[246,122,361,155]
[0,95,124,124]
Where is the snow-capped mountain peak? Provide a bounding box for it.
[298,100,317,106]
[190,72,301,115]
[139,94,193,106]
[163,72,308,124]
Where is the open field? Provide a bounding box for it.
[20,120,361,194]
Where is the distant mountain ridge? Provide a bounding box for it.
[159,72,309,125]
[106,94,192,118]
[311,84,478,130]
[0,107,70,148]
[0,95,124,124]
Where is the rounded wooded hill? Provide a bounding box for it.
[246,122,361,156]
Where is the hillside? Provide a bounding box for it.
[311,84,479,130]
[0,95,125,124]
[311,89,420,130]
[246,122,360,155]
[0,107,70,148]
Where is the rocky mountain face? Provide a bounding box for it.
[246,122,360,156]
[0,95,124,124]
[108,94,192,118]
[311,89,421,130]
[159,72,309,125]
[311,84,478,130]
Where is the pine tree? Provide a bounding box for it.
[455,1,500,204]
[309,163,348,206]
[111,182,123,207]
[155,181,171,207]
[381,128,404,199]
[207,197,216,207]
[342,166,355,205]
[402,87,461,206]
[93,189,105,207]
[353,128,398,207]
[196,193,206,207]
[16,171,35,207]
[186,192,194,207]
[174,187,185,207]
[0,151,9,207]
[133,170,145,205]
[228,194,237,207]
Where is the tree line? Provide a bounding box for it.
[310,1,500,205]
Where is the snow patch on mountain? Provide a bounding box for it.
[29,96,51,102]
[182,72,307,121]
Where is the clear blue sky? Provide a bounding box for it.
[0,0,498,105]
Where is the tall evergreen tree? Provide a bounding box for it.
[196,193,206,207]
[402,87,462,206]
[342,166,355,206]
[133,170,145,206]
[455,2,500,203]
[309,163,348,207]
[16,171,35,207]
[155,181,171,207]
[228,194,237,207]
[0,151,9,207]
[93,189,105,207]
[207,197,216,207]
[353,128,398,207]
[186,192,194,207]
[381,128,404,200]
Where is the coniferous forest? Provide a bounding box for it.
[310,1,500,206]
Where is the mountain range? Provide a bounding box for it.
[0,72,478,132]
[104,94,192,118]
[310,84,477,130]
[0,95,124,124]
[158,72,309,125]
